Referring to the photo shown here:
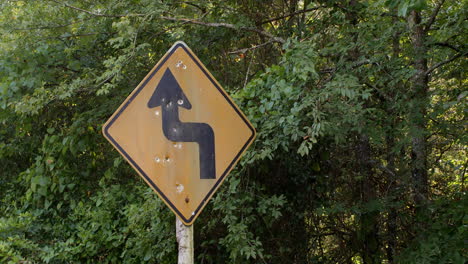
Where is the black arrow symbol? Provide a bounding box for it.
[147,68,216,179]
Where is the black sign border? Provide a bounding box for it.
[103,43,255,224]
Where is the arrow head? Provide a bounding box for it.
[147,68,192,109]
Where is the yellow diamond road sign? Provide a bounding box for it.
[102,41,256,225]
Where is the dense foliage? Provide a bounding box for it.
[0,0,466,263]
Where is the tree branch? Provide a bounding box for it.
[56,32,103,39]
[49,1,285,43]
[425,51,467,76]
[243,50,256,89]
[260,6,325,25]
[228,41,274,54]
[13,19,90,31]
[184,1,207,14]
[49,0,145,17]
[160,16,285,43]
[432,42,461,52]
[424,0,446,32]
[369,160,397,178]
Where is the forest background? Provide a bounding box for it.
[0,0,466,263]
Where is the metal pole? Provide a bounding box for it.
[176,217,194,264]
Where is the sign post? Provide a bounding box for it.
[102,41,256,260]
[176,217,194,264]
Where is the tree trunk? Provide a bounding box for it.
[385,16,401,263]
[345,1,381,262]
[385,134,398,264]
[407,10,429,207]
[357,135,381,264]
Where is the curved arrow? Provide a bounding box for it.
[147,68,216,179]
